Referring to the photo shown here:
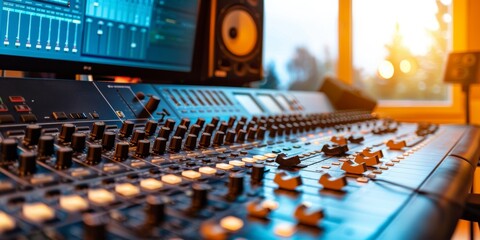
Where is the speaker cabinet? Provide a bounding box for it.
[201,0,264,84]
[444,52,480,84]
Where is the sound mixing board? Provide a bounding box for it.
[0,78,478,239]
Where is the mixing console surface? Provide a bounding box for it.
[0,78,478,239]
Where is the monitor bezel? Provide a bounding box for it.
[0,0,205,83]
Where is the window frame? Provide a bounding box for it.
[338,0,467,123]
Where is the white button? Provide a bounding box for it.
[242,157,256,163]
[199,167,217,175]
[379,166,389,170]
[216,163,233,170]
[373,169,383,174]
[357,177,369,183]
[0,211,15,233]
[140,178,163,190]
[115,183,140,197]
[274,222,296,237]
[331,162,340,166]
[60,195,89,212]
[229,160,245,167]
[220,216,244,232]
[386,162,395,166]
[261,199,279,210]
[88,189,115,205]
[264,153,277,158]
[321,165,331,169]
[392,158,400,163]
[161,174,182,185]
[182,170,201,179]
[253,155,267,161]
[23,203,55,222]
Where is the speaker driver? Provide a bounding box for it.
[221,8,258,57]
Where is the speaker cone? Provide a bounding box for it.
[221,8,258,57]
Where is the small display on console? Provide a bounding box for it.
[234,94,264,115]
[257,94,282,113]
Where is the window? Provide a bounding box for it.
[352,0,452,103]
[261,0,338,91]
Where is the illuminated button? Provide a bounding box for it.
[397,156,405,159]
[385,162,395,167]
[115,183,140,197]
[242,157,256,163]
[261,199,279,210]
[60,195,89,212]
[252,155,267,161]
[161,174,182,185]
[182,170,201,179]
[23,203,55,222]
[52,112,68,120]
[0,104,7,112]
[0,211,15,233]
[392,158,401,163]
[264,153,277,158]
[357,177,369,183]
[14,105,31,112]
[229,160,245,167]
[274,223,296,237]
[373,169,383,174]
[103,163,122,172]
[220,216,244,232]
[131,160,146,168]
[9,96,25,103]
[379,166,389,170]
[199,167,217,175]
[216,163,233,170]
[140,178,163,190]
[331,162,340,166]
[321,165,331,169]
[88,189,115,205]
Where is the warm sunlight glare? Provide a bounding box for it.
[378,60,394,79]
[400,59,412,73]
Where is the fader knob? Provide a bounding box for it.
[55,147,73,169]
[180,118,191,128]
[119,121,135,138]
[251,164,265,184]
[145,96,161,113]
[58,123,76,143]
[213,131,225,146]
[191,183,211,210]
[144,120,158,136]
[236,129,246,142]
[199,133,211,148]
[71,133,87,153]
[101,132,116,151]
[38,136,55,158]
[247,128,257,141]
[257,127,266,140]
[136,140,151,157]
[158,127,171,139]
[184,134,197,150]
[153,137,167,155]
[204,124,215,134]
[90,122,106,140]
[145,195,166,225]
[218,122,228,133]
[0,138,18,163]
[130,130,146,145]
[113,142,129,161]
[165,119,176,130]
[86,144,103,165]
[23,124,42,146]
[195,118,206,128]
[227,173,244,199]
[18,152,37,176]
[174,125,187,139]
[275,154,301,168]
[169,136,182,153]
[83,214,108,240]
[189,124,201,137]
[210,117,220,128]
[225,130,236,144]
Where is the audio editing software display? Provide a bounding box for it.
[0,0,199,72]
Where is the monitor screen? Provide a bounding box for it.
[0,0,200,77]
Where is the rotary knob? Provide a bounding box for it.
[144,120,158,136]
[169,136,182,153]
[113,142,130,161]
[227,173,244,200]
[38,136,55,158]
[86,144,103,165]
[119,121,134,138]
[130,130,146,146]
[90,122,106,141]
[199,133,211,148]
[153,137,167,155]
[136,140,151,157]
[0,138,18,163]
[55,147,73,169]
[180,118,191,128]
[101,132,116,151]
[158,126,171,139]
[184,134,197,150]
[71,133,87,153]
[18,152,37,176]
[58,123,76,143]
[213,131,225,146]
[145,95,161,113]
[23,124,42,146]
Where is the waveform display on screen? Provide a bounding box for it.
[0,0,199,73]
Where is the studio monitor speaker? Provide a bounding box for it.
[202,0,264,84]
[444,51,480,84]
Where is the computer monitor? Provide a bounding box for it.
[0,0,200,80]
